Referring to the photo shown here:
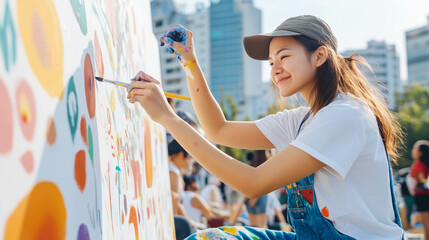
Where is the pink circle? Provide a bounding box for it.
[20,150,34,174]
[16,81,36,141]
[0,78,13,154]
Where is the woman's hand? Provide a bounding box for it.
[127,71,176,125]
[160,25,196,66]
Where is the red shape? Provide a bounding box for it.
[299,189,313,205]
[84,54,96,118]
[74,150,86,193]
[80,117,87,145]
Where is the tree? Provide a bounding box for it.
[395,84,429,169]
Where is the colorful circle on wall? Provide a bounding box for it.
[74,150,87,193]
[20,150,34,174]
[17,0,64,98]
[3,181,66,240]
[84,53,96,118]
[16,81,36,141]
[94,32,104,78]
[0,78,13,154]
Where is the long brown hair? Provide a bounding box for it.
[293,35,404,163]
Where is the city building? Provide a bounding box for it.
[210,0,267,120]
[343,40,401,110]
[406,15,429,87]
[150,0,210,114]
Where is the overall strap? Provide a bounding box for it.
[295,111,311,138]
[385,151,404,230]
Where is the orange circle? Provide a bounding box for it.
[74,150,87,193]
[4,181,66,240]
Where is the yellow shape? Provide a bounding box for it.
[177,47,183,54]
[221,226,238,235]
[18,0,64,98]
[110,89,115,112]
[188,59,195,68]
[19,92,31,123]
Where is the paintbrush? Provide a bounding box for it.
[95,76,191,101]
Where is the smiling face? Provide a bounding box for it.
[268,36,318,100]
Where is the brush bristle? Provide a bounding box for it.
[95,76,103,81]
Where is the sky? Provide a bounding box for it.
[173,0,429,82]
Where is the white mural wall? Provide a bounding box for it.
[0,0,175,239]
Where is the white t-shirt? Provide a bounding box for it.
[255,93,403,240]
[183,191,203,223]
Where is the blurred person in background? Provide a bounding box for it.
[410,140,429,239]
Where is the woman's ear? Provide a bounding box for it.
[313,46,328,68]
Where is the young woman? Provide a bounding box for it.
[127,15,404,239]
[410,140,429,240]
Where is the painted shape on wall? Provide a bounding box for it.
[67,77,79,142]
[3,181,67,240]
[0,1,17,72]
[70,0,88,35]
[0,77,13,154]
[1,0,174,239]
[17,0,64,98]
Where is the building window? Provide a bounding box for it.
[155,20,163,27]
[166,78,181,84]
[166,58,174,63]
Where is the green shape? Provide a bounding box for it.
[0,1,17,72]
[67,77,79,142]
[88,125,93,165]
[70,0,87,35]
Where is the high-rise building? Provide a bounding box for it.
[406,16,429,87]
[151,0,268,120]
[342,40,401,110]
[210,0,266,120]
[150,0,210,114]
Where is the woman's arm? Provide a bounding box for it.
[128,74,326,198]
[228,197,244,225]
[191,195,213,220]
[160,26,274,150]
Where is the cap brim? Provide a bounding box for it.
[243,30,301,60]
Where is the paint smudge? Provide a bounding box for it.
[75,150,87,193]
[67,77,79,141]
[3,181,66,240]
[17,0,64,98]
[80,116,87,145]
[124,195,127,215]
[321,206,329,218]
[131,161,141,200]
[77,223,90,240]
[196,88,199,93]
[70,0,88,35]
[16,80,37,141]
[84,53,96,118]
[46,116,57,145]
[93,32,104,77]
[144,118,153,188]
[129,206,139,240]
[88,125,93,165]
[110,89,115,112]
[0,1,17,72]
[20,150,34,174]
[0,78,13,154]
[299,189,313,205]
[160,25,191,61]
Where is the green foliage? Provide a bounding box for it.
[395,84,429,169]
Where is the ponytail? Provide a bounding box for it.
[293,35,404,163]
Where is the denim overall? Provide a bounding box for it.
[186,112,403,240]
[285,112,403,239]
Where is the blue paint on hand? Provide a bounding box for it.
[160,25,188,61]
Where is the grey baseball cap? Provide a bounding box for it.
[243,15,338,60]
